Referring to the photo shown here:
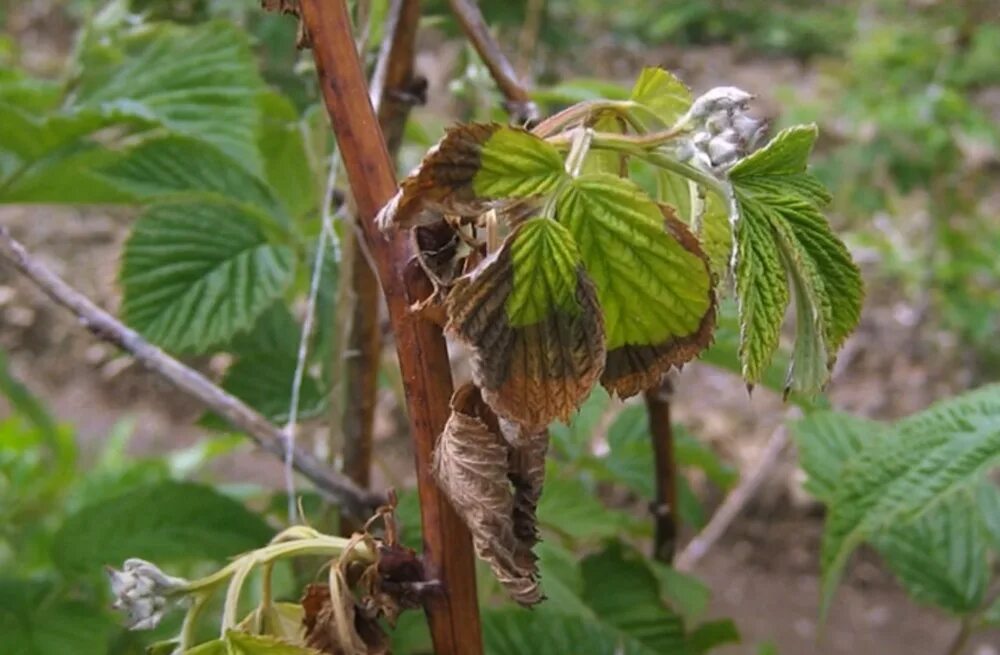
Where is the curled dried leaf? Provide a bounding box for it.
[446,219,606,430]
[507,426,549,565]
[431,383,542,606]
[301,581,388,655]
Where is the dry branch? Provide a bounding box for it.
[0,227,383,518]
[447,0,538,124]
[674,425,790,572]
[645,378,679,563]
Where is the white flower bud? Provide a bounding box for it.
[707,136,741,168]
[107,559,188,631]
[687,87,754,123]
[732,113,768,150]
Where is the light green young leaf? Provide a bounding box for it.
[974,480,1000,551]
[734,199,788,385]
[121,199,295,353]
[792,410,886,503]
[52,480,272,574]
[472,126,566,197]
[820,385,1000,612]
[556,173,715,397]
[74,21,264,172]
[871,492,989,615]
[507,218,585,324]
[225,630,319,654]
[630,67,692,127]
[686,619,741,654]
[730,125,862,393]
[537,472,640,541]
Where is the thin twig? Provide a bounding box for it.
[674,425,789,572]
[447,0,538,124]
[0,227,384,518]
[645,378,678,563]
[944,617,971,655]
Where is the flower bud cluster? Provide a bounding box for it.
[677,86,768,172]
[107,558,188,630]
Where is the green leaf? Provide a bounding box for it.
[650,562,711,622]
[257,93,318,222]
[52,480,272,573]
[214,305,326,424]
[120,199,295,353]
[537,472,640,541]
[581,542,688,654]
[820,385,1000,611]
[871,492,989,614]
[507,218,585,325]
[534,542,595,618]
[548,386,611,461]
[792,411,886,503]
[556,173,714,397]
[0,102,148,203]
[0,578,116,655]
[224,630,318,654]
[733,198,789,385]
[686,619,740,654]
[630,67,692,127]
[472,126,566,198]
[730,125,862,394]
[483,608,655,655]
[96,135,286,224]
[974,480,1000,551]
[75,21,264,173]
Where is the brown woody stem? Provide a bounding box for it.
[645,378,679,563]
[296,2,483,653]
[0,227,383,517]
[446,0,538,124]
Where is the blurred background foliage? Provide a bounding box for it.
[2,0,999,653]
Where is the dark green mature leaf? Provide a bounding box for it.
[557,173,715,397]
[629,67,692,127]
[483,609,655,655]
[257,92,319,222]
[793,411,886,502]
[53,481,272,573]
[0,578,116,655]
[96,135,286,224]
[730,125,862,394]
[872,492,989,614]
[821,385,1000,611]
[0,102,147,202]
[581,543,688,654]
[687,619,741,654]
[121,199,295,353]
[537,473,639,541]
[975,481,1000,551]
[75,21,264,172]
[215,305,326,424]
[447,218,605,429]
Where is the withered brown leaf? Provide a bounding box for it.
[431,383,542,606]
[301,581,388,655]
[506,425,549,567]
[600,206,717,398]
[376,123,501,232]
[446,221,606,430]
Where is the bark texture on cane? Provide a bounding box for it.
[297,2,483,653]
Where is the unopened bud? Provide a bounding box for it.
[107,559,188,631]
[687,87,754,123]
